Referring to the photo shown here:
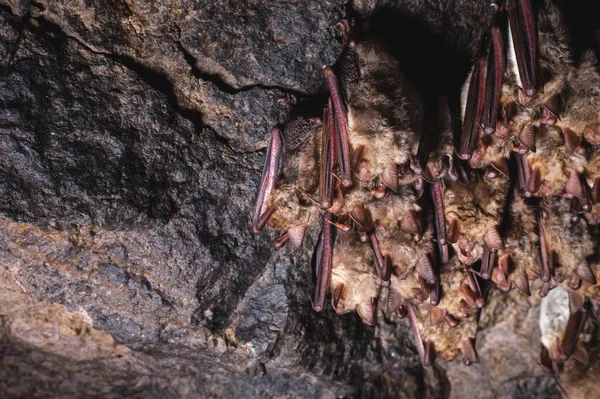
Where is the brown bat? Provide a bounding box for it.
[469,0,600,375]
[251,1,600,369]
[251,114,323,244]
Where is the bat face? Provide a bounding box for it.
[252,0,599,370]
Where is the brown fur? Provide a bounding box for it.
[330,230,379,317]
[412,258,479,359]
[267,126,322,230]
[561,348,600,399]
[347,39,424,178]
[542,197,594,280]
[526,125,588,197]
[471,0,590,171]
[444,173,509,263]
[502,192,538,284]
[256,3,600,364]
[504,0,572,114]
[560,52,600,139]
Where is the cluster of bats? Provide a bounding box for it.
[251,0,599,377]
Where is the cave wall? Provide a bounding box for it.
[2,0,592,397]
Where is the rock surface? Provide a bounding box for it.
[0,0,596,397]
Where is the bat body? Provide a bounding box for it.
[252,0,599,370]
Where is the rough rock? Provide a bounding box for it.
[0,0,596,397]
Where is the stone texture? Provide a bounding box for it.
[0,0,595,397]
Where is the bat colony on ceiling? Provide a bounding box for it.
[251,0,600,375]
